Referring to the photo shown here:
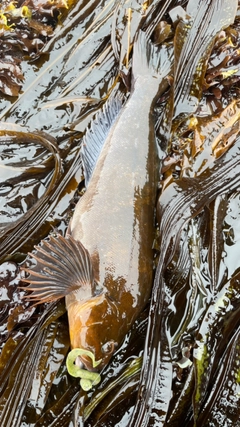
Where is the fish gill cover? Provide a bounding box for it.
[0,0,240,426]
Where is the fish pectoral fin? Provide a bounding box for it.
[21,234,95,304]
[81,94,123,186]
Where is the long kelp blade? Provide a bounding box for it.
[192,274,240,424]
[192,191,240,423]
[0,301,67,427]
[0,0,116,120]
[129,129,240,426]
[159,0,238,150]
[1,1,239,426]
[1,1,168,262]
[84,358,141,423]
[0,129,83,259]
[1,0,162,133]
[0,330,47,427]
[112,0,176,71]
[195,323,240,427]
[184,100,240,176]
[169,216,210,352]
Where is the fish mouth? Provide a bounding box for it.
[79,354,100,372]
[66,348,102,391]
[67,348,102,373]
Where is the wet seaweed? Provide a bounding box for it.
[0,0,240,426]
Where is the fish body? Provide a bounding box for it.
[67,84,160,368]
[23,32,172,372]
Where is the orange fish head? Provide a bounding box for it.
[67,293,120,371]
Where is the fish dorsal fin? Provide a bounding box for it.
[81,95,123,186]
[21,235,94,304]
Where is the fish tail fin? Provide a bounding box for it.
[132,30,173,85]
[20,234,94,304]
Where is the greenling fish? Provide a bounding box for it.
[22,31,172,389]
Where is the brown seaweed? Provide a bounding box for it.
[128,1,239,425]
[0,0,70,97]
[159,0,238,150]
[0,0,240,426]
[129,139,240,426]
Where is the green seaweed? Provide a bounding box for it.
[66,349,102,391]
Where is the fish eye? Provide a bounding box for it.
[101,340,115,354]
[93,280,103,296]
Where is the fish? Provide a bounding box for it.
[21,30,172,379]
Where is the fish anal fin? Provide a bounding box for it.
[20,234,95,304]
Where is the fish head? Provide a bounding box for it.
[67,292,120,370]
